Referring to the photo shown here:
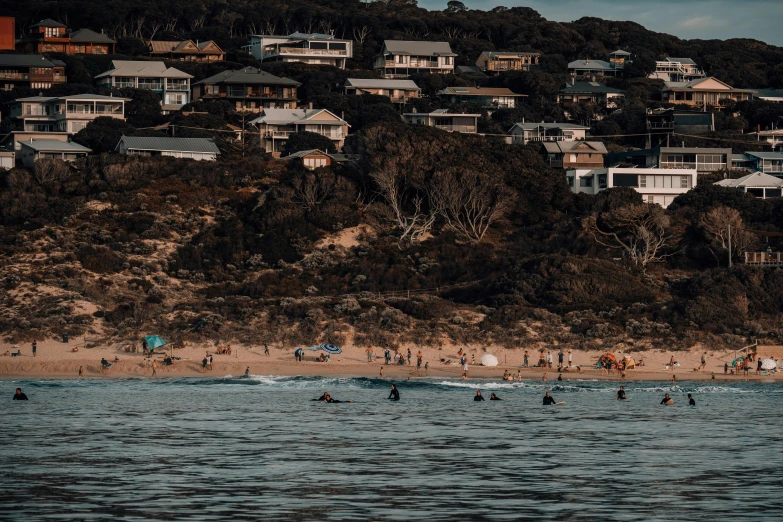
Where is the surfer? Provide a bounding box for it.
[13,388,28,400]
[688,393,696,406]
[314,392,329,401]
[490,393,501,401]
[543,392,556,405]
[474,390,485,401]
[616,386,627,400]
[388,384,400,401]
[661,393,674,405]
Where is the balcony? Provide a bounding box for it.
[745,252,783,266]
[264,130,344,139]
[660,162,697,169]
[264,47,347,58]
[435,125,476,133]
[647,122,674,130]
[0,72,29,80]
[166,83,190,91]
[762,165,783,173]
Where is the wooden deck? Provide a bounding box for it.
[745,252,783,266]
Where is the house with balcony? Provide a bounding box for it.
[149,40,225,62]
[568,50,631,79]
[662,77,755,107]
[608,147,731,175]
[248,108,350,157]
[475,51,540,74]
[557,81,625,111]
[192,67,299,111]
[747,129,783,150]
[542,141,607,169]
[18,138,91,167]
[95,61,193,113]
[15,19,116,54]
[343,79,421,103]
[649,57,705,82]
[116,136,220,161]
[0,54,66,90]
[436,86,526,109]
[567,167,696,207]
[244,33,352,69]
[739,152,783,177]
[374,40,456,78]
[715,172,783,199]
[508,122,589,145]
[401,109,478,134]
[646,108,714,135]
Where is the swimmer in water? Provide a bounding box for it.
[688,393,696,406]
[661,393,674,405]
[616,386,627,400]
[490,393,501,400]
[543,392,556,405]
[474,390,485,401]
[388,384,400,401]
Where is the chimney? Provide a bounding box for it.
[308,102,313,110]
[522,117,524,124]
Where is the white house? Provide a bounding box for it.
[508,122,589,145]
[115,136,220,161]
[244,33,352,69]
[401,109,479,134]
[374,40,456,78]
[567,167,697,208]
[436,86,526,109]
[648,57,705,82]
[19,138,91,167]
[343,79,421,103]
[715,172,783,199]
[95,60,193,113]
[249,108,350,157]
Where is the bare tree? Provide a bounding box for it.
[583,203,674,268]
[352,25,371,46]
[371,164,435,246]
[32,159,70,185]
[293,172,335,210]
[131,16,147,39]
[146,21,162,41]
[429,169,513,243]
[261,16,277,35]
[442,25,464,39]
[189,14,207,31]
[699,206,758,263]
[163,17,178,33]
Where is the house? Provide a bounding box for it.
[0,16,15,51]
[608,147,731,174]
[343,79,421,103]
[116,136,220,161]
[542,141,608,169]
[249,108,350,157]
[747,129,783,150]
[192,67,300,111]
[568,50,631,79]
[244,33,352,69]
[557,81,625,110]
[436,86,526,109]
[149,40,225,62]
[646,108,714,134]
[18,139,91,167]
[662,77,755,107]
[509,122,589,145]
[95,61,193,113]
[374,40,456,78]
[4,93,128,156]
[755,89,783,103]
[15,19,116,54]
[0,54,66,90]
[0,149,14,169]
[401,109,479,134]
[649,57,705,82]
[475,51,540,74]
[715,172,783,199]
[567,167,697,207]
[282,149,333,169]
[739,152,783,177]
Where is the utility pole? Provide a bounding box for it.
[728,224,732,268]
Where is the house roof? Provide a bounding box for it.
[560,81,625,94]
[743,151,783,160]
[543,141,608,154]
[663,77,756,93]
[194,67,299,86]
[0,54,56,68]
[344,78,420,90]
[664,57,697,65]
[282,149,331,159]
[715,172,783,188]
[455,65,485,74]
[756,88,783,99]
[20,139,91,152]
[249,108,348,126]
[610,50,631,56]
[480,50,540,58]
[510,122,589,131]
[31,18,66,28]
[117,136,220,154]
[568,59,613,71]
[381,40,456,57]
[150,40,223,54]
[95,60,193,79]
[404,109,480,117]
[70,28,116,44]
[437,86,525,97]
[13,94,130,102]
[288,32,338,40]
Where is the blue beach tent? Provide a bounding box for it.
[145,335,167,351]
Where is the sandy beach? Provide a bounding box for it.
[1,337,780,382]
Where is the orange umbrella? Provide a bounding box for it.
[601,353,616,362]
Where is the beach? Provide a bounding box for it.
[2,338,779,382]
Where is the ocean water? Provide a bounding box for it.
[1,376,782,521]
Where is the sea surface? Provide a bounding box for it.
[1,376,782,521]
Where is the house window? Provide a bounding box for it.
[567,176,574,187]
[444,57,453,65]
[580,177,592,187]
[71,121,88,133]
[614,174,639,187]
[647,195,655,204]
[598,175,607,188]
[569,154,577,163]
[639,175,647,188]
[166,93,186,106]
[681,176,691,188]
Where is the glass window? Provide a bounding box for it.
[614,174,639,187]
[639,175,646,188]
[580,177,592,187]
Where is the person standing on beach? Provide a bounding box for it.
[264,344,270,356]
[568,350,573,368]
[407,348,412,366]
[672,375,676,383]
[700,352,707,370]
[384,348,391,365]
[542,373,548,382]
[366,348,373,363]
[724,362,728,375]
[380,367,384,378]
[424,362,428,373]
[756,359,762,376]
[32,340,37,358]
[152,360,157,377]
[78,366,84,378]
[13,388,28,400]
[416,351,422,370]
[463,360,469,379]
[558,350,564,368]
[546,351,553,369]
[523,351,529,367]
[471,353,475,365]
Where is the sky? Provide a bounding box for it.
[419,0,783,46]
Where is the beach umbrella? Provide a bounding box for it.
[731,356,746,367]
[320,344,342,355]
[480,353,498,367]
[761,359,777,370]
[601,353,617,362]
[145,335,166,350]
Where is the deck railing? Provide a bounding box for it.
[745,252,783,265]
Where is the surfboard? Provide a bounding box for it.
[556,402,566,406]
[664,399,675,405]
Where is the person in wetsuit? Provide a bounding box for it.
[490,393,501,401]
[388,384,400,401]
[543,392,556,405]
[474,390,485,401]
[616,386,627,400]
[13,388,28,400]
[325,396,352,403]
[688,393,696,406]
[244,367,250,377]
[314,392,329,401]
